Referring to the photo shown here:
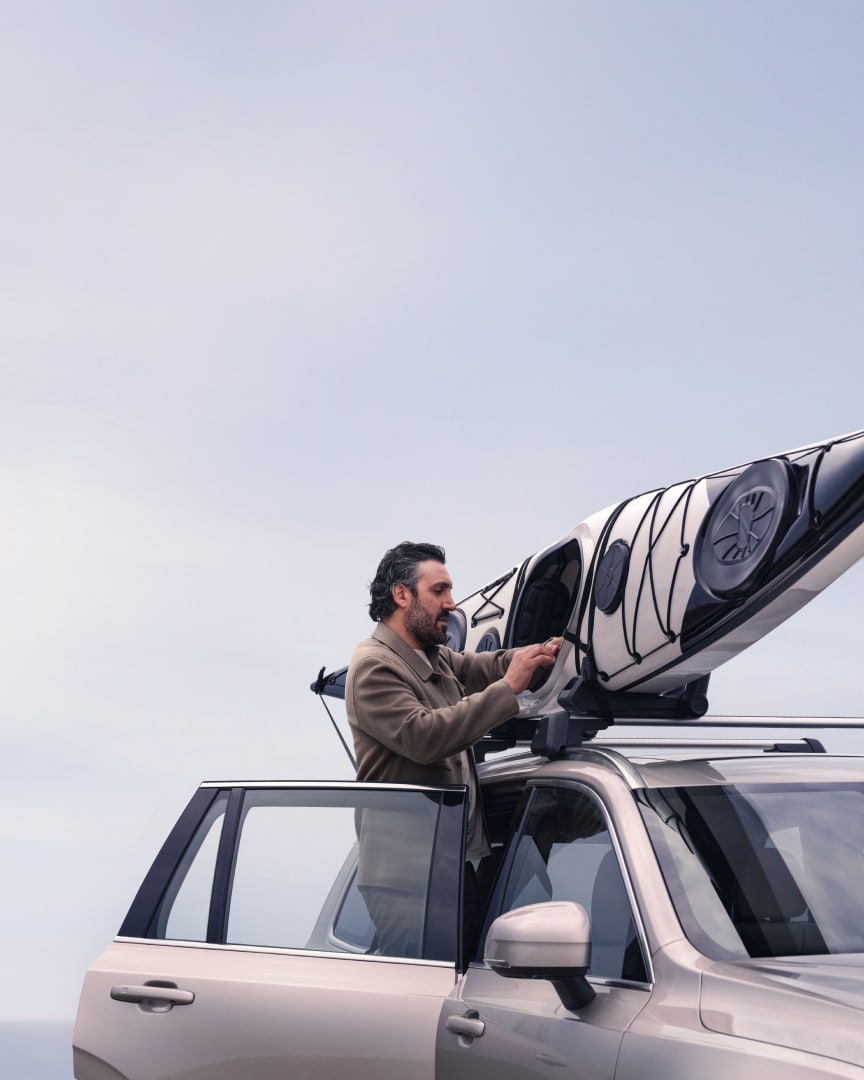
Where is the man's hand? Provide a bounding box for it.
[503,637,563,694]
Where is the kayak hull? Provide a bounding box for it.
[456,429,864,716]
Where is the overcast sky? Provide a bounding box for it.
[3,1,864,1023]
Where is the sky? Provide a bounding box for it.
[2,1,864,1023]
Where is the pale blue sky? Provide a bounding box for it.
[2,1,864,1021]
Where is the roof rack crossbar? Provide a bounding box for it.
[477,715,864,761]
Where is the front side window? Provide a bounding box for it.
[640,781,864,959]
[498,786,647,982]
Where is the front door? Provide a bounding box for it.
[435,783,651,1079]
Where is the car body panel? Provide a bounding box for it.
[75,940,455,1080]
[614,940,864,1080]
[700,956,864,1066]
[437,968,650,1079]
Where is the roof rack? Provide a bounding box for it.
[477,711,864,760]
[480,658,864,757]
[313,661,864,763]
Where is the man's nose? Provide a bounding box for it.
[443,594,456,610]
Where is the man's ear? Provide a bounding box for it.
[391,582,411,610]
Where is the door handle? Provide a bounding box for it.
[111,983,195,1006]
[446,1013,485,1039]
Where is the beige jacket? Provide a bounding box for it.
[347,623,520,888]
[346,622,519,787]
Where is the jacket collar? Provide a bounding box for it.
[372,621,442,682]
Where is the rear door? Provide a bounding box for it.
[74,783,467,1080]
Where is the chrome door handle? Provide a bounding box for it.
[111,983,195,1005]
[446,1013,485,1039]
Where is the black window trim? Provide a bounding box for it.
[207,786,245,943]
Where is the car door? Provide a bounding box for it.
[436,782,652,1079]
[74,782,467,1080]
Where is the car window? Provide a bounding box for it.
[156,791,230,942]
[148,786,460,962]
[499,786,647,982]
[227,799,365,949]
[640,781,864,960]
[329,861,376,951]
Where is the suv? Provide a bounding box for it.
[74,717,864,1079]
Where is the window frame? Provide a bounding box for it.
[117,782,469,965]
[481,778,654,987]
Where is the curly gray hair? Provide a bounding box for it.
[368,541,446,621]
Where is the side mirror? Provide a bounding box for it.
[484,900,596,1010]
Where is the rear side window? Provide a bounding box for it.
[155,791,229,943]
[145,786,464,962]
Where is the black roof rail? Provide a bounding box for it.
[767,738,826,754]
[592,736,827,756]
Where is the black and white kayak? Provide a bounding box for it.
[314,429,864,721]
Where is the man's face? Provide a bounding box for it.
[404,560,456,648]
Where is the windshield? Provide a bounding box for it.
[638,781,864,960]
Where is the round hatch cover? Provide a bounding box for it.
[594,539,631,614]
[697,459,794,598]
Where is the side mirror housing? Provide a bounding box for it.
[484,901,596,1011]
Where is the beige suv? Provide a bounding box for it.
[74,719,864,1079]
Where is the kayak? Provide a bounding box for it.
[314,429,864,722]
[454,428,864,719]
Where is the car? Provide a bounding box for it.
[74,712,864,1079]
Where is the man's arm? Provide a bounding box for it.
[348,656,520,764]
[449,639,562,696]
[349,640,562,765]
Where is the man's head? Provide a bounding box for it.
[369,541,455,649]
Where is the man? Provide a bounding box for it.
[346,541,561,956]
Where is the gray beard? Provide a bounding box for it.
[406,598,448,648]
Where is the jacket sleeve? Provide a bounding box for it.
[443,647,517,695]
[347,655,520,765]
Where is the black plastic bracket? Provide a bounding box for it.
[556,670,711,725]
[477,668,712,760]
[530,710,610,756]
[311,665,348,699]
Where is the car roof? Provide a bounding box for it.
[621,752,864,789]
[478,737,864,792]
[199,720,864,794]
